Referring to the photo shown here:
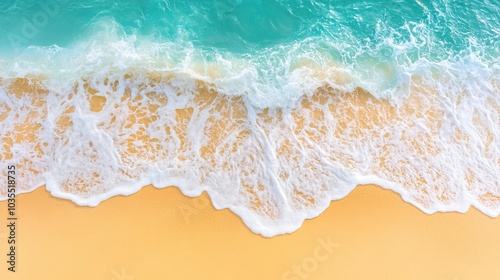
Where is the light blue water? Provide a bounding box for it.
[1,0,498,56]
[0,0,498,99]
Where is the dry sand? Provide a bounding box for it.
[0,184,499,280]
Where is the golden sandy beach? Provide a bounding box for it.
[2,0,500,277]
[0,184,500,280]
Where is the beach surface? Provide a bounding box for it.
[1,1,499,278]
[1,184,499,280]
[1,75,499,279]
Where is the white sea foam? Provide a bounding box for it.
[0,20,499,236]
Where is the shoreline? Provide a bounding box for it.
[2,74,499,236]
[7,177,494,235]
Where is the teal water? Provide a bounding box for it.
[1,0,498,57]
[0,0,498,101]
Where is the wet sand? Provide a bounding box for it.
[1,76,500,279]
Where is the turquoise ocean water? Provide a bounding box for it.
[0,0,499,236]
